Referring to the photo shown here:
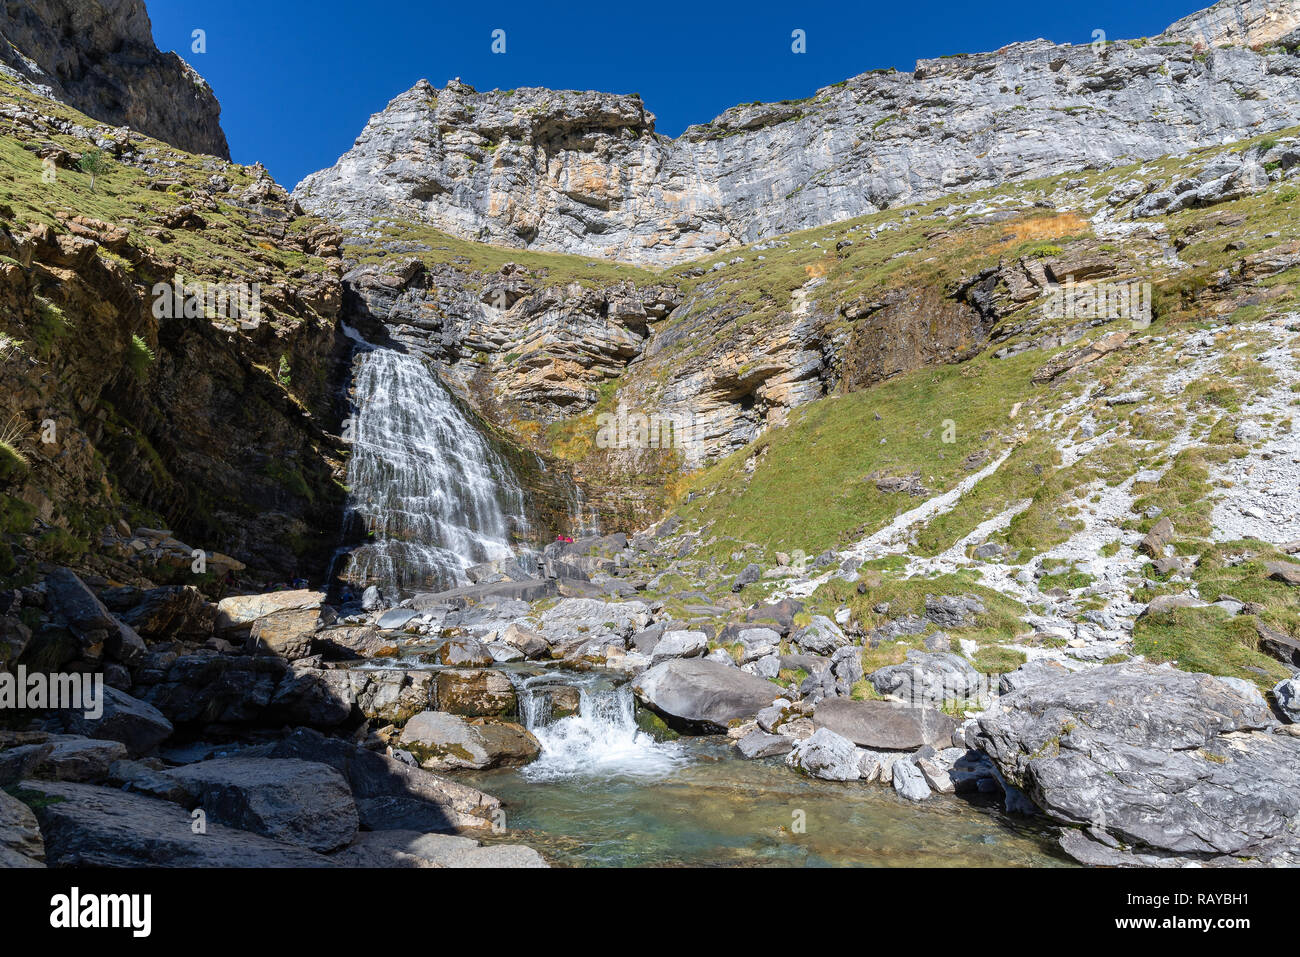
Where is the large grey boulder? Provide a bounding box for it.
[799,645,863,701]
[791,615,848,655]
[164,757,359,853]
[785,728,861,781]
[813,697,956,751]
[650,630,708,663]
[973,662,1298,865]
[731,563,762,592]
[870,651,986,707]
[25,780,332,867]
[632,658,781,732]
[999,659,1070,694]
[539,598,651,655]
[57,687,173,757]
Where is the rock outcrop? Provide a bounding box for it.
[973,662,1300,865]
[0,78,349,582]
[0,0,229,157]
[297,4,1300,265]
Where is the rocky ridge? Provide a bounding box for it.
[0,0,229,158]
[296,1,1300,266]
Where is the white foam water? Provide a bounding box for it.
[514,674,687,781]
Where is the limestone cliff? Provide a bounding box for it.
[0,0,229,158]
[296,0,1300,266]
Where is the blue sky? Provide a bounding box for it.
[147,0,1207,188]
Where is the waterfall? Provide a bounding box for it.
[340,340,531,595]
[513,673,686,781]
[566,479,601,538]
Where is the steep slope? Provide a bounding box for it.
[296,0,1300,266]
[0,0,229,158]
[0,75,343,582]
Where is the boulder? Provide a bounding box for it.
[57,687,173,757]
[731,563,761,592]
[892,759,931,801]
[247,607,323,660]
[799,645,863,701]
[1255,620,1300,667]
[539,598,651,642]
[650,630,708,663]
[1139,517,1174,558]
[813,697,956,751]
[923,594,984,629]
[429,635,495,667]
[119,585,214,640]
[331,829,547,868]
[25,781,331,867]
[314,624,398,660]
[792,615,848,655]
[499,623,550,659]
[870,651,985,706]
[632,658,781,732]
[0,788,44,862]
[377,608,418,630]
[736,729,793,759]
[345,669,434,724]
[973,662,1297,865]
[34,735,129,782]
[434,669,516,717]
[1266,561,1300,587]
[399,711,539,771]
[267,728,501,829]
[730,626,780,662]
[999,659,1070,694]
[215,590,323,638]
[744,599,804,635]
[44,568,143,663]
[1274,678,1300,723]
[785,728,860,781]
[164,757,358,852]
[0,742,53,787]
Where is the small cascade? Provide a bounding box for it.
[512,673,685,781]
[340,340,531,595]
[565,478,601,539]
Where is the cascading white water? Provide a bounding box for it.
[341,343,532,594]
[513,673,686,781]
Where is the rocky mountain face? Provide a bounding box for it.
[296,0,1300,266]
[0,0,229,158]
[1162,0,1300,48]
